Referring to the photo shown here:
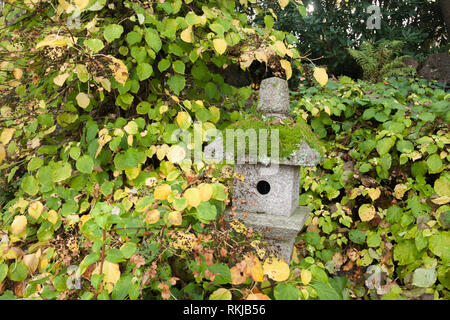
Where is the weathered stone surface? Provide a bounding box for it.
[204,138,321,167]
[418,53,450,84]
[257,77,290,117]
[232,163,299,216]
[224,206,310,262]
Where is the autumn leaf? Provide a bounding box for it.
[313,67,328,87]
[230,266,247,285]
[278,0,290,9]
[154,184,171,200]
[197,183,213,202]
[0,128,15,145]
[263,256,290,281]
[145,209,160,224]
[11,215,27,235]
[184,187,201,208]
[0,144,5,164]
[181,26,193,43]
[76,92,90,109]
[167,145,186,164]
[28,201,44,219]
[280,59,292,80]
[368,188,381,201]
[36,34,77,49]
[107,56,129,85]
[394,184,408,199]
[213,38,227,55]
[93,261,120,293]
[53,72,70,86]
[359,204,376,222]
[168,211,182,226]
[246,293,271,300]
[301,269,312,285]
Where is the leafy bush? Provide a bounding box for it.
[291,76,449,300]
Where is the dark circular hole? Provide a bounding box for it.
[257,180,271,195]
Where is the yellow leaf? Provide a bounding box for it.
[358,204,376,222]
[278,0,290,8]
[47,210,59,225]
[74,0,89,10]
[367,188,381,201]
[167,145,186,164]
[93,261,120,293]
[11,215,27,235]
[431,196,450,205]
[76,92,90,109]
[0,144,5,164]
[394,184,408,199]
[274,40,287,56]
[157,144,169,161]
[168,211,182,226]
[36,34,76,49]
[28,201,44,219]
[313,67,328,87]
[280,59,292,80]
[176,111,192,130]
[181,26,193,43]
[213,38,227,55]
[23,253,39,273]
[145,209,160,224]
[13,68,23,80]
[263,256,290,282]
[53,72,70,86]
[154,184,171,200]
[0,128,15,145]
[184,187,201,208]
[301,269,312,285]
[107,56,129,85]
[246,293,271,300]
[197,183,213,202]
[245,255,264,282]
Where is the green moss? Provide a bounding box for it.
[221,116,324,160]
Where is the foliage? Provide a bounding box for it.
[348,40,415,83]
[0,0,448,301]
[291,76,449,300]
[0,0,311,300]
[251,0,448,77]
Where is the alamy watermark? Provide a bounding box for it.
[367,4,381,30]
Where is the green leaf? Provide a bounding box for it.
[208,263,231,285]
[167,74,186,94]
[274,282,301,300]
[0,264,8,283]
[21,176,39,196]
[429,232,450,261]
[158,59,171,72]
[196,202,217,221]
[126,31,142,46]
[172,60,185,74]
[136,63,153,80]
[144,29,162,52]
[8,261,28,282]
[111,274,132,300]
[104,24,124,43]
[427,154,443,172]
[376,137,395,156]
[312,282,342,300]
[120,242,137,259]
[412,268,437,288]
[76,155,94,174]
[209,288,232,300]
[349,229,366,245]
[84,39,104,53]
[394,240,419,265]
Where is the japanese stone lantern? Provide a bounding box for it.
[206,77,322,262]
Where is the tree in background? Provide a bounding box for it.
[251,0,448,78]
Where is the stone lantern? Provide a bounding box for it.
[206,77,322,262]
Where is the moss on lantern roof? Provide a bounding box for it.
[221,116,325,160]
